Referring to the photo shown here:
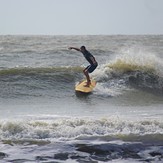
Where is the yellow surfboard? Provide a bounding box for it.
[75,79,96,93]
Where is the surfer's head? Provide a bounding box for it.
[80,46,86,52]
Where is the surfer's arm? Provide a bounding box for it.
[68,47,81,52]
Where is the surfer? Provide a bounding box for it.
[69,46,98,87]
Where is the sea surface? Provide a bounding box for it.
[0,35,163,163]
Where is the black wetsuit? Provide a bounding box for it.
[82,50,98,73]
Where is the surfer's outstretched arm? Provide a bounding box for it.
[68,47,81,52]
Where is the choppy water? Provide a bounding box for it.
[0,35,163,162]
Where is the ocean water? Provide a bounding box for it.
[0,35,163,163]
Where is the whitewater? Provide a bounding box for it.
[0,35,163,162]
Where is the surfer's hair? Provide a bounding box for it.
[80,46,86,50]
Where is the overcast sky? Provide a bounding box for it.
[0,0,163,35]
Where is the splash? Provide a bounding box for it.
[107,50,158,74]
[92,47,163,80]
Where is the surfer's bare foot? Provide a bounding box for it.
[84,80,91,87]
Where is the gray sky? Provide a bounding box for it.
[0,0,163,35]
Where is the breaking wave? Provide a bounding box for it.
[93,52,163,95]
[0,51,163,99]
[0,116,163,141]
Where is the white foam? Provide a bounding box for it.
[115,47,163,75]
[0,117,163,141]
[94,82,123,97]
[94,47,163,77]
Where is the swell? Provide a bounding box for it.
[1,62,163,98]
[0,66,83,98]
[0,66,82,87]
[0,66,83,76]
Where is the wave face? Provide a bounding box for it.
[0,50,163,99]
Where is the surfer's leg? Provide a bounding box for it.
[83,67,91,87]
